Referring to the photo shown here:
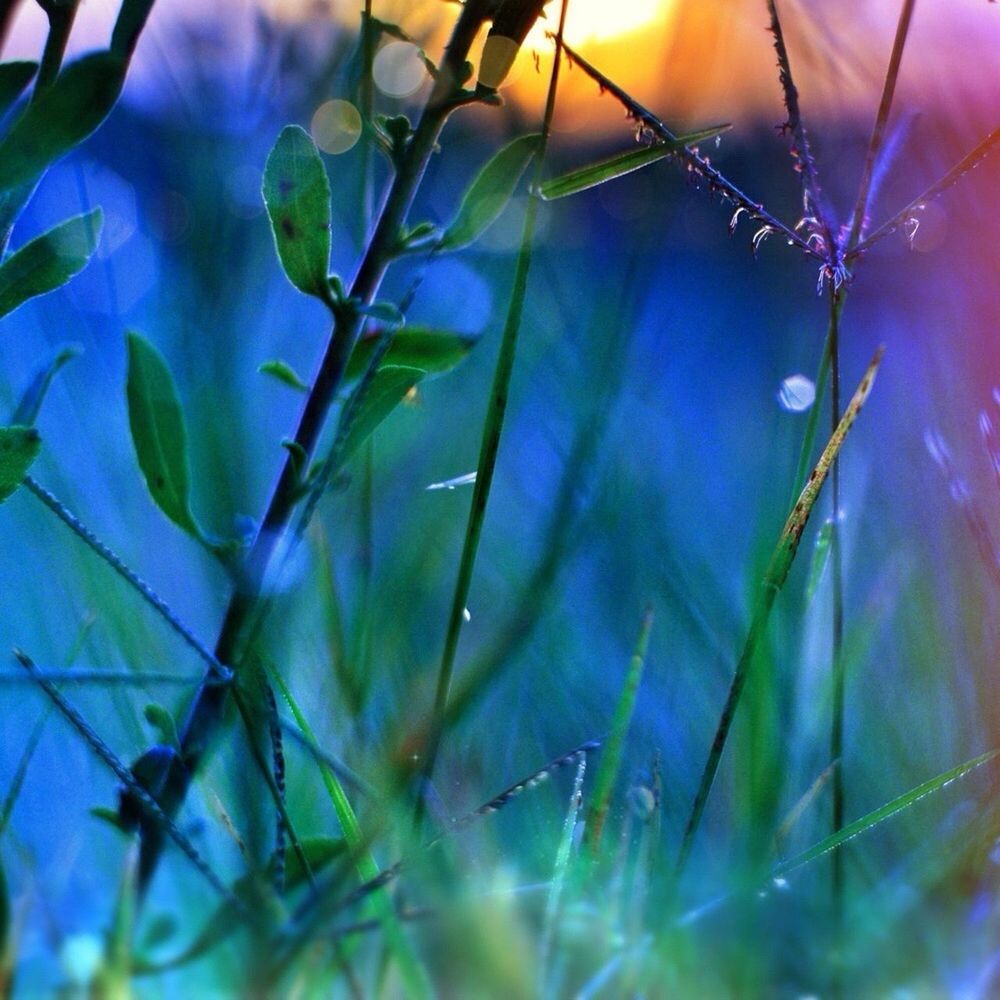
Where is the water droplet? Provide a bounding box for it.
[778,374,816,412]
[426,471,477,491]
[923,428,952,472]
[60,934,104,986]
[772,876,789,890]
[463,607,472,622]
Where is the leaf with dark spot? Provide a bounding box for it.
[262,126,332,298]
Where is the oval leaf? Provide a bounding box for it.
[0,425,41,504]
[439,133,540,251]
[0,53,125,194]
[125,331,203,540]
[540,124,732,201]
[0,209,102,321]
[262,125,332,297]
[344,326,478,382]
[336,365,424,465]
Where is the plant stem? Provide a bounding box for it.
[828,286,847,979]
[412,0,572,831]
[137,0,506,898]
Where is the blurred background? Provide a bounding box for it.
[1,0,999,993]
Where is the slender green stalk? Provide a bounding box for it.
[585,607,654,852]
[414,0,572,830]
[34,0,79,93]
[675,347,884,877]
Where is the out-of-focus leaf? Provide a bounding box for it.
[0,425,41,504]
[258,359,309,392]
[91,805,132,835]
[539,125,731,201]
[805,518,834,603]
[0,209,102,320]
[125,331,205,542]
[439,134,540,251]
[262,125,332,297]
[0,62,37,119]
[111,0,156,62]
[143,704,178,750]
[0,53,125,193]
[11,343,82,425]
[337,365,423,465]
[133,837,345,974]
[344,327,478,382]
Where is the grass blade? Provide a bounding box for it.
[585,607,654,852]
[539,126,730,201]
[772,749,1000,878]
[676,346,885,877]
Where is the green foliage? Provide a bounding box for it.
[0,209,102,320]
[439,133,541,250]
[124,331,210,545]
[0,53,125,194]
[344,326,478,382]
[0,62,37,119]
[258,359,309,392]
[539,124,731,200]
[336,364,423,466]
[262,125,332,298]
[111,0,157,61]
[0,425,41,504]
[12,343,81,425]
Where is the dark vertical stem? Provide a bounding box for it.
[828,286,846,988]
[34,1,78,93]
[412,0,572,832]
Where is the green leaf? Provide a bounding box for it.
[0,209,102,320]
[11,342,82,425]
[439,133,540,251]
[125,331,204,541]
[0,425,41,504]
[0,62,38,119]
[143,704,179,750]
[539,125,731,201]
[336,365,423,465]
[258,359,309,392]
[805,518,834,604]
[133,837,345,974]
[585,608,654,852]
[773,749,1000,878]
[344,326,478,382]
[90,805,132,835]
[0,53,125,194]
[262,125,332,297]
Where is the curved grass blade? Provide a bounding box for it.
[585,607,654,852]
[12,343,82,425]
[772,749,1000,878]
[125,331,207,544]
[0,53,125,194]
[262,125,332,299]
[676,346,885,877]
[540,125,730,201]
[0,209,102,321]
[0,426,41,504]
[439,133,540,251]
[344,326,478,382]
[111,0,157,63]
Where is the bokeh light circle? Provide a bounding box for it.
[373,41,427,98]
[310,99,362,154]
